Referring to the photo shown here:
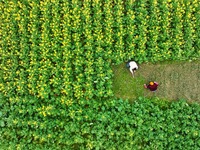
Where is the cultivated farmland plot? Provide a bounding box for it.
[112,60,200,102]
[0,0,200,149]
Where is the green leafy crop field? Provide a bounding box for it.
[0,0,200,149]
[1,97,200,149]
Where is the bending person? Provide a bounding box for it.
[127,61,138,77]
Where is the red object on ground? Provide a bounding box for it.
[147,82,158,91]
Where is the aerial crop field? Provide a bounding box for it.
[0,0,200,149]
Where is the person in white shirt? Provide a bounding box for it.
[126,61,138,77]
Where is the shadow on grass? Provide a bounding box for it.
[112,60,200,103]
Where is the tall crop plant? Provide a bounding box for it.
[50,0,63,97]
[92,0,113,98]
[134,0,148,63]
[124,0,137,61]
[158,0,172,60]
[103,0,114,60]
[193,0,200,57]
[71,0,85,99]
[182,1,195,58]
[60,0,73,99]
[82,0,95,99]
[1,1,20,98]
[15,1,30,96]
[112,0,126,64]
[38,0,53,99]
[147,0,160,62]
[170,0,187,60]
[27,0,41,97]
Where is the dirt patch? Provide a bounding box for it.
[112,60,200,103]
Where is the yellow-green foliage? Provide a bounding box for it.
[1,0,199,99]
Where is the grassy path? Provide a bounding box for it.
[112,60,200,103]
